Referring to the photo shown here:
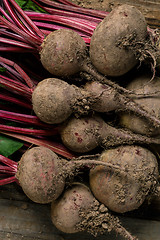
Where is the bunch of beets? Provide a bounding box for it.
[0,1,160,239]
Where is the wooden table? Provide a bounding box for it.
[1,183,160,240]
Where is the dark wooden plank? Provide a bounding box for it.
[0,187,160,240]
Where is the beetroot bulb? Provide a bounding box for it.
[32,77,160,130]
[0,146,123,204]
[1,55,160,129]
[89,145,159,213]
[60,114,160,153]
[119,74,160,136]
[0,1,150,95]
[2,1,160,128]
[90,4,158,77]
[51,183,138,240]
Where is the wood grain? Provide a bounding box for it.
[1,184,160,240]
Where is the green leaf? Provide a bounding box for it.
[0,67,6,73]
[15,0,46,13]
[0,134,23,157]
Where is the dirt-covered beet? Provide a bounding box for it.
[84,81,119,112]
[51,183,137,239]
[89,145,159,213]
[15,147,70,203]
[60,114,106,153]
[16,146,118,204]
[16,146,66,204]
[40,29,87,76]
[60,114,160,153]
[39,28,139,96]
[90,4,148,76]
[32,77,160,128]
[32,78,78,124]
[119,74,160,136]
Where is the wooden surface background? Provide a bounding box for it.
[1,183,160,240]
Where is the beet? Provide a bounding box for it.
[89,145,159,213]
[16,146,119,203]
[90,4,148,76]
[51,182,137,240]
[40,29,87,76]
[2,2,160,130]
[32,77,160,130]
[16,146,66,203]
[60,114,160,153]
[32,78,78,124]
[119,74,160,136]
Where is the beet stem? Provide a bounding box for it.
[0,75,32,98]
[0,131,77,159]
[0,28,29,43]
[33,0,107,18]
[0,154,17,170]
[0,6,14,22]
[0,124,58,136]
[27,13,95,35]
[0,15,41,46]
[0,46,35,52]
[4,0,37,36]
[32,21,91,38]
[0,165,16,174]
[0,109,54,127]
[0,93,32,109]
[26,8,101,23]
[6,0,45,39]
[0,36,36,49]
[0,175,17,185]
[0,56,35,89]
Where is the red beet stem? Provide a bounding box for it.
[0,176,17,185]
[56,0,78,7]
[33,0,107,19]
[26,12,95,35]
[0,75,32,98]
[0,56,35,89]
[0,28,29,43]
[0,92,32,109]
[0,124,58,136]
[0,132,77,159]
[0,109,59,128]
[0,154,17,170]
[0,62,23,81]
[32,21,91,43]
[0,46,35,52]
[4,0,37,36]
[28,11,98,29]
[26,7,101,23]
[0,6,14,22]
[5,0,44,39]
[0,165,16,174]
[0,36,36,50]
[0,15,41,47]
